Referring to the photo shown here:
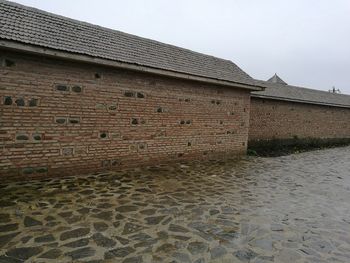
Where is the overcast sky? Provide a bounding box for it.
[13,0,350,94]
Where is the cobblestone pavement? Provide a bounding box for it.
[0,147,350,263]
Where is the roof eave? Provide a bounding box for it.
[0,40,263,92]
[251,94,350,108]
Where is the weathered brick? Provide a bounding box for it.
[0,50,250,180]
[249,98,350,141]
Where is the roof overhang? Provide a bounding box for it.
[0,40,263,92]
[251,93,350,109]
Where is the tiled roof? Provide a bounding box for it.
[267,73,287,85]
[0,0,258,87]
[252,80,350,108]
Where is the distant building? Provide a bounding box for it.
[249,74,350,142]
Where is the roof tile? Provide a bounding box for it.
[252,80,350,108]
[0,0,256,86]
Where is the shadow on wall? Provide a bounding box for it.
[248,137,350,157]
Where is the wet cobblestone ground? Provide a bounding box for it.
[0,146,350,263]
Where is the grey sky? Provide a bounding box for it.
[13,0,350,94]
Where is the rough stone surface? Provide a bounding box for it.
[115,236,130,245]
[65,247,95,260]
[38,248,62,259]
[144,215,166,225]
[169,224,189,233]
[34,234,55,243]
[275,249,302,262]
[105,247,135,259]
[6,246,43,260]
[210,246,227,259]
[0,147,349,262]
[0,224,18,233]
[93,222,109,232]
[63,238,90,248]
[92,211,113,221]
[92,233,116,248]
[122,256,143,263]
[234,249,258,262]
[60,228,90,241]
[24,216,42,227]
[187,241,208,255]
[122,223,144,235]
[0,255,23,263]
[0,232,19,248]
[115,206,139,213]
[252,238,273,251]
[0,214,11,224]
[173,252,191,263]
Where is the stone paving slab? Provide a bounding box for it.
[0,146,350,262]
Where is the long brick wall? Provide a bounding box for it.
[0,50,250,179]
[249,97,350,141]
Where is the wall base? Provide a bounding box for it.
[248,137,350,157]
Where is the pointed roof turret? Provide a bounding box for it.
[267,73,287,85]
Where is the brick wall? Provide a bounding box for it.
[0,50,250,180]
[249,97,350,141]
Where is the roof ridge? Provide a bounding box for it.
[287,84,350,97]
[257,79,350,97]
[253,79,350,107]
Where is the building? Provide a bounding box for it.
[249,74,350,143]
[0,1,263,179]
